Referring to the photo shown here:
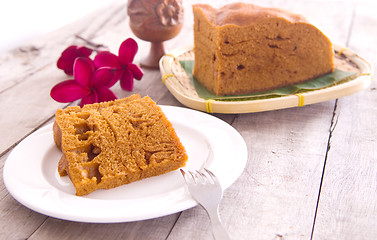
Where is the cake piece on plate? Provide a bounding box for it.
[53,94,188,196]
[192,2,334,95]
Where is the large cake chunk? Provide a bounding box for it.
[53,95,188,196]
[192,3,335,96]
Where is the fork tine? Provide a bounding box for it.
[180,169,187,181]
[196,170,207,183]
[180,169,193,184]
[204,168,220,185]
[181,169,200,184]
[188,171,197,183]
[181,168,218,185]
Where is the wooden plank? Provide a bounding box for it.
[312,2,377,239]
[169,102,336,239]
[0,71,180,240]
[0,0,143,154]
[0,1,177,239]
[28,214,180,240]
[1,146,180,240]
[0,2,127,154]
[0,151,49,239]
[0,1,201,239]
[168,0,356,239]
[1,0,373,239]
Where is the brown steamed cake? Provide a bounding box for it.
[53,94,188,196]
[192,3,335,96]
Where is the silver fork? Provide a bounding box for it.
[180,168,231,240]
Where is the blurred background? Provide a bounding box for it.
[0,0,376,54]
[0,0,109,53]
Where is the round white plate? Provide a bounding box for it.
[3,105,247,223]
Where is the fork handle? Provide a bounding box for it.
[205,206,231,240]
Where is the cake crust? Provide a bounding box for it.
[192,3,334,96]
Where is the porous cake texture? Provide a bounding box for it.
[53,95,188,196]
[192,3,335,96]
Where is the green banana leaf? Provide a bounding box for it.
[179,60,357,101]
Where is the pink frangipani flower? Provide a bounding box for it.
[57,45,93,75]
[94,38,143,91]
[51,57,118,107]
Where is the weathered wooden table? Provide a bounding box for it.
[1,0,376,239]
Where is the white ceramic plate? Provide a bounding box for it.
[3,105,247,223]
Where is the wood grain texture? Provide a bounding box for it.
[169,1,356,239]
[0,0,376,239]
[0,152,49,239]
[312,2,377,239]
[169,102,336,240]
[28,214,181,240]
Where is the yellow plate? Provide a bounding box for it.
[159,45,372,114]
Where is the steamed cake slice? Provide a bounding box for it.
[53,95,188,196]
[192,2,335,96]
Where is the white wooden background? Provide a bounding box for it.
[0,0,376,239]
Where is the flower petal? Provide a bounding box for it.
[77,46,93,58]
[74,57,95,88]
[118,38,138,64]
[80,92,98,107]
[57,46,93,75]
[50,80,90,102]
[57,46,79,75]
[96,87,118,103]
[94,51,121,69]
[120,68,134,91]
[127,63,144,80]
[92,67,120,88]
